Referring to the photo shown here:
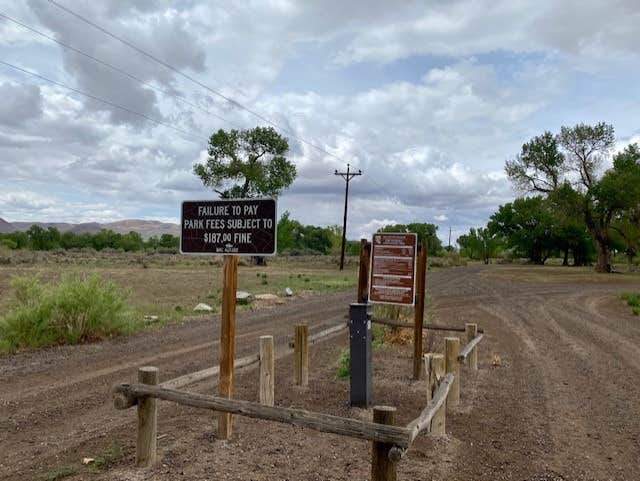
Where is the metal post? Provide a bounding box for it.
[349,303,371,407]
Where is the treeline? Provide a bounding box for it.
[1,214,446,257]
[458,123,640,271]
[0,225,179,252]
[277,213,444,256]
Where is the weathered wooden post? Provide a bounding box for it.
[219,255,238,439]
[357,239,371,303]
[445,337,460,411]
[465,323,478,370]
[371,406,397,481]
[294,323,308,386]
[413,241,428,380]
[136,366,159,467]
[259,335,275,406]
[423,353,446,434]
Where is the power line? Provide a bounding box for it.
[0,60,203,143]
[47,0,350,164]
[0,12,246,132]
[6,4,402,203]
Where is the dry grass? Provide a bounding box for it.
[0,254,358,328]
[482,264,640,284]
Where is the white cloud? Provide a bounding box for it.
[0,0,637,243]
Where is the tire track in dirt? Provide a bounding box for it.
[0,291,352,480]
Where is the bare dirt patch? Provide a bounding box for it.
[2,264,639,480]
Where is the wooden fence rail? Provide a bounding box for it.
[372,318,484,333]
[113,382,413,449]
[457,334,484,364]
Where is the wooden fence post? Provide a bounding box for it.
[294,324,308,386]
[413,241,428,380]
[423,353,446,435]
[259,335,275,406]
[445,337,460,411]
[136,366,159,467]
[371,406,397,481]
[219,255,238,440]
[465,323,478,370]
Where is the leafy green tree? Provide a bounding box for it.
[276,212,301,252]
[488,197,556,264]
[193,126,295,199]
[547,183,594,266]
[159,233,179,249]
[505,131,565,193]
[276,212,333,255]
[60,231,93,249]
[6,231,28,249]
[118,231,144,252]
[91,229,121,251]
[457,227,503,263]
[506,122,640,272]
[26,225,61,250]
[0,237,18,249]
[146,236,160,250]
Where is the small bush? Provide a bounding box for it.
[622,293,640,315]
[46,464,77,481]
[335,349,350,378]
[0,273,134,352]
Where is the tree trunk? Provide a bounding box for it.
[252,256,267,266]
[562,247,569,266]
[594,238,611,273]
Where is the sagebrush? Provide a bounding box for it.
[0,273,134,351]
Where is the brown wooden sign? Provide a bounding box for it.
[180,198,276,255]
[369,233,417,305]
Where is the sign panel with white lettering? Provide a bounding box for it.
[368,233,417,305]
[180,198,276,255]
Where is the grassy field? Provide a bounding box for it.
[0,252,359,329]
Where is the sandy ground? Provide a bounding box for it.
[1,265,639,480]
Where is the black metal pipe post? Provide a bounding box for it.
[349,303,371,407]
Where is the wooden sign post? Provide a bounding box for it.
[362,234,427,381]
[219,254,238,438]
[413,241,427,380]
[180,198,277,440]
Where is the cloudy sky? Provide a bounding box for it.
[0,1,638,242]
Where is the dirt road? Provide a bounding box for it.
[1,265,639,480]
[0,292,353,480]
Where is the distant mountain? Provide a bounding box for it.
[0,218,179,239]
[103,220,179,238]
[0,217,14,234]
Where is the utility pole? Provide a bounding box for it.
[335,164,362,270]
[448,226,452,249]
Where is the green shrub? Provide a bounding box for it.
[335,349,350,378]
[0,273,133,352]
[621,293,640,316]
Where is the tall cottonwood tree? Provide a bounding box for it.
[506,123,640,272]
[194,126,296,199]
